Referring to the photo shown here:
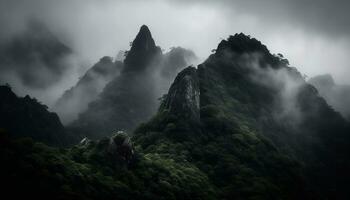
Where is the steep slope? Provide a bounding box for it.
[70,26,197,139]
[53,56,123,124]
[134,34,350,199]
[309,74,350,120]
[195,34,350,198]
[0,85,69,146]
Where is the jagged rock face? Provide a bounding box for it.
[53,56,123,124]
[161,67,200,121]
[0,85,69,146]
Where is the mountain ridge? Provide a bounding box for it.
[134,32,350,199]
[0,27,349,200]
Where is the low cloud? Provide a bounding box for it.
[0,20,72,89]
[233,52,306,125]
[53,57,123,124]
[309,74,350,120]
[0,19,84,106]
[0,0,349,109]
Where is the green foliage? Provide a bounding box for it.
[0,135,132,199]
[0,131,215,200]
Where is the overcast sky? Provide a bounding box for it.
[0,0,349,103]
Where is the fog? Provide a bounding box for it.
[53,57,123,124]
[309,74,350,120]
[0,0,349,107]
[245,53,306,125]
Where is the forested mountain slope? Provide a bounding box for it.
[0,85,69,146]
[1,32,349,200]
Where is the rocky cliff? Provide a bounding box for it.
[161,66,200,121]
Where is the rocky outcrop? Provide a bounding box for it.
[161,66,200,121]
[75,131,134,166]
[108,131,134,163]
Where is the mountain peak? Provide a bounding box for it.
[139,24,151,34]
[216,33,270,55]
[123,25,161,72]
[134,25,153,46]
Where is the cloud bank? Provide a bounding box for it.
[0,0,349,107]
